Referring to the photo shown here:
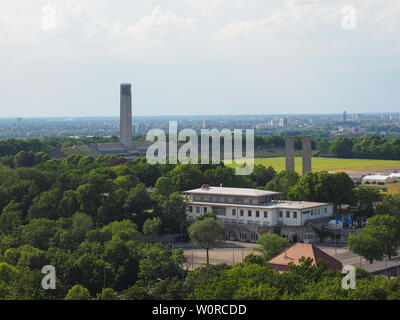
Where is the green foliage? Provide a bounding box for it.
[143,217,161,237]
[348,214,400,263]
[65,284,92,300]
[97,288,119,300]
[188,218,225,264]
[255,233,291,260]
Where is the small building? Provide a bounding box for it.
[389,173,400,182]
[362,174,395,184]
[268,243,343,273]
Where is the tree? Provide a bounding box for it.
[250,165,276,187]
[376,194,400,219]
[157,192,187,234]
[355,187,382,215]
[329,137,353,158]
[71,212,94,243]
[266,170,299,197]
[0,201,24,234]
[289,171,355,212]
[124,183,152,226]
[169,164,203,191]
[255,233,291,260]
[143,217,161,238]
[348,215,400,262]
[76,183,101,216]
[364,215,400,259]
[65,284,92,300]
[15,151,36,168]
[97,288,119,300]
[21,218,57,250]
[188,217,225,264]
[27,189,61,221]
[153,176,176,199]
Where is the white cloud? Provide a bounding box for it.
[85,6,196,40]
[213,0,400,41]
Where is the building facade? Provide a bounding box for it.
[184,186,334,243]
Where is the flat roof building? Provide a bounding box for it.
[184,186,333,230]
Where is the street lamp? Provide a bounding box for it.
[104,266,111,289]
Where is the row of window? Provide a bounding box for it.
[229,232,259,241]
[193,196,260,205]
[188,206,269,218]
[188,206,328,219]
[233,209,268,218]
[278,211,298,219]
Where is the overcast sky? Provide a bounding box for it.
[0,0,399,117]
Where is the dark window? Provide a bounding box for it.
[232,209,236,216]
[240,210,244,217]
[248,210,252,217]
[204,207,208,213]
[264,211,268,218]
[189,206,193,213]
[293,212,297,218]
[256,211,260,218]
[279,211,283,218]
[196,207,200,213]
[286,211,290,218]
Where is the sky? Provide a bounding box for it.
[0,0,399,117]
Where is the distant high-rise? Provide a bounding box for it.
[280,118,288,127]
[342,111,347,122]
[16,117,23,129]
[120,84,133,149]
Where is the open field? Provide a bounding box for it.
[227,157,400,175]
[362,182,400,195]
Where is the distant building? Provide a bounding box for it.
[90,83,151,159]
[280,118,288,127]
[389,173,400,181]
[268,243,343,273]
[184,186,333,243]
[362,174,395,184]
[342,111,347,122]
[16,117,23,129]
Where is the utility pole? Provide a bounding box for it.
[385,244,388,278]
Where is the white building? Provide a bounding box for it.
[362,174,395,184]
[389,173,400,182]
[184,186,333,227]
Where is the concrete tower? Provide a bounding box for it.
[285,137,295,171]
[302,136,312,175]
[120,83,133,149]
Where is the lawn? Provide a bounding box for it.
[227,157,400,174]
[362,183,400,195]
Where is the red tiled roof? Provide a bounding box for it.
[268,243,343,273]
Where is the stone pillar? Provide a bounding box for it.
[302,136,312,175]
[285,137,295,171]
[120,83,133,149]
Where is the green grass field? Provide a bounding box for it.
[227,157,400,174]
